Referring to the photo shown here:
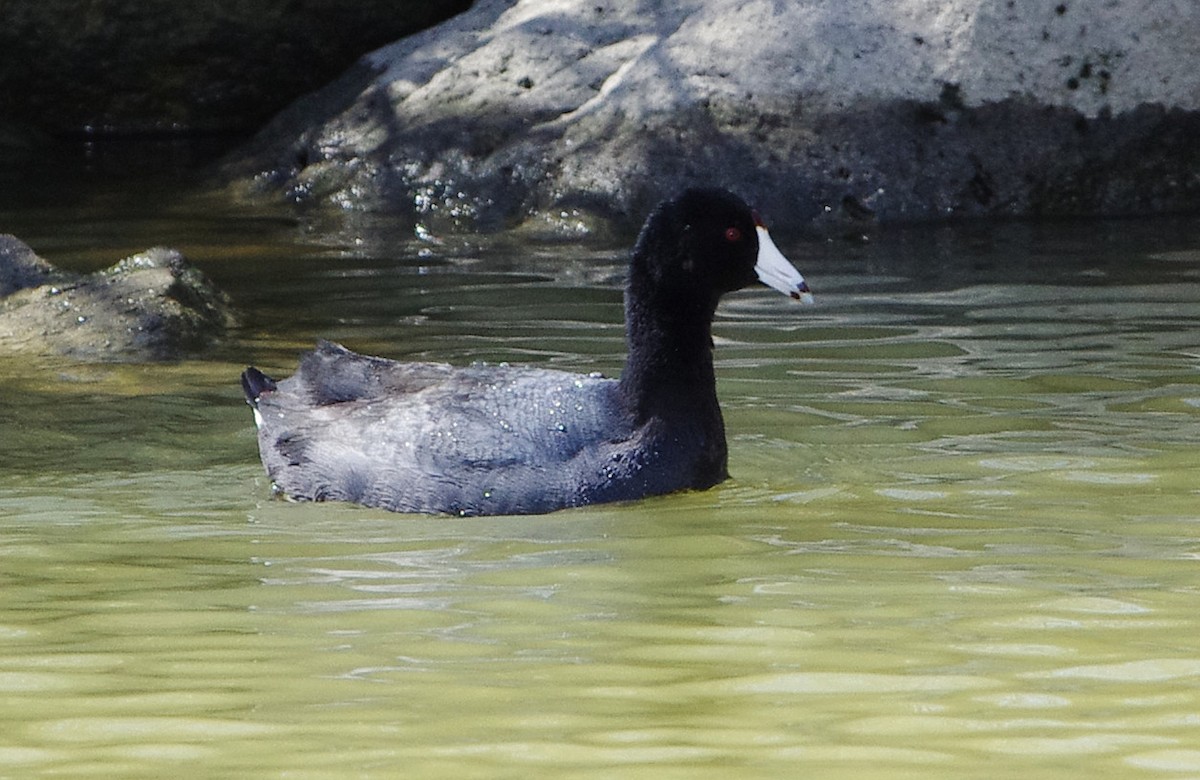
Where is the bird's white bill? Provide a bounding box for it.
[755,226,814,304]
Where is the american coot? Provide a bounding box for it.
[242,188,813,516]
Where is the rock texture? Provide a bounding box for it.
[0,237,237,361]
[229,0,1200,232]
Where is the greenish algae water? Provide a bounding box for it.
[2,192,1200,778]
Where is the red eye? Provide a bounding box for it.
[724,226,742,242]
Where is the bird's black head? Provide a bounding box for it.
[631,187,762,302]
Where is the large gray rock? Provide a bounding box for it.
[0,237,237,361]
[229,0,1200,232]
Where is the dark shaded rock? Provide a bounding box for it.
[0,236,237,361]
[0,237,58,297]
[0,0,471,136]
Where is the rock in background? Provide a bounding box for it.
[228,0,1200,233]
[0,237,237,361]
[0,0,471,136]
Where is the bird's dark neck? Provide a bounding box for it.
[617,285,729,489]
[617,282,722,422]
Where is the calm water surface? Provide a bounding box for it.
[2,188,1200,778]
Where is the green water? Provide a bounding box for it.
[2,190,1200,777]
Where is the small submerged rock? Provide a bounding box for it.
[0,235,236,361]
